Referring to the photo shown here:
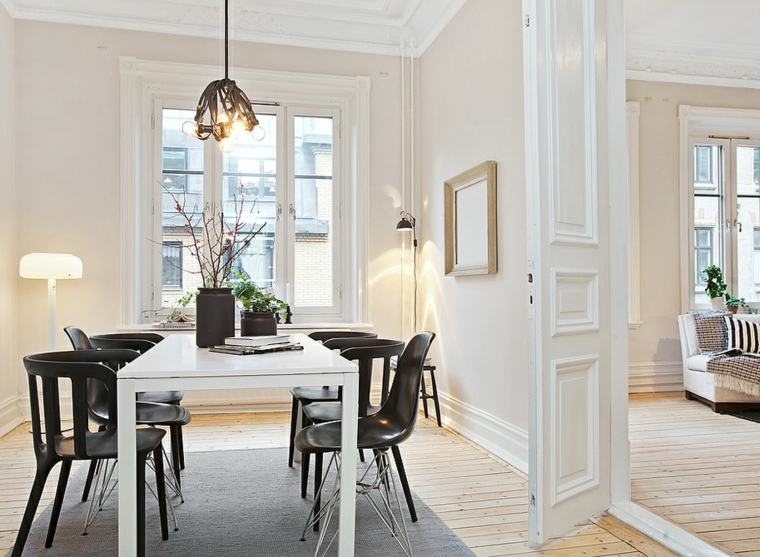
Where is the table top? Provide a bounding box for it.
[118,333,357,380]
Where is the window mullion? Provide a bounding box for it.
[725,141,738,294]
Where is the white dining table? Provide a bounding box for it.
[116,333,359,556]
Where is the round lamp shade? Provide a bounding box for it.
[19,253,83,279]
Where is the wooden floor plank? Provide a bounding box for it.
[0,405,681,556]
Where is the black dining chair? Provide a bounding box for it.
[13,350,169,557]
[287,330,378,468]
[296,331,435,554]
[63,327,191,496]
[299,338,405,518]
[88,332,188,468]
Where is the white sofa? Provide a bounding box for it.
[678,313,760,412]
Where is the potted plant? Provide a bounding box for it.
[702,265,727,310]
[232,272,287,336]
[724,293,749,314]
[163,181,266,347]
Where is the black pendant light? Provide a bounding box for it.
[182,0,265,153]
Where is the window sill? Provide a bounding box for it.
[117,322,374,334]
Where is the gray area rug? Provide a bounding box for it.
[10,447,474,556]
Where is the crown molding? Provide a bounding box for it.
[0,0,16,17]
[627,47,760,90]
[7,0,464,57]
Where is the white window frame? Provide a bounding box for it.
[679,105,760,311]
[120,56,370,325]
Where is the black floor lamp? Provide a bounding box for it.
[397,211,418,333]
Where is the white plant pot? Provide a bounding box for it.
[710,296,725,310]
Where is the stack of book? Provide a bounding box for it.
[209,334,303,355]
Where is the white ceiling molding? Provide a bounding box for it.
[6,0,760,78]
[7,0,465,57]
[627,47,760,90]
[0,0,16,17]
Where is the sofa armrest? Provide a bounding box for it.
[678,314,699,360]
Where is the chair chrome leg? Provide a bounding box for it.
[301,450,414,557]
[83,459,118,533]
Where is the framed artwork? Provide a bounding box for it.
[444,160,497,276]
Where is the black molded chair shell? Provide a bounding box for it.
[14,350,169,557]
[302,338,405,424]
[295,332,435,454]
[287,331,379,468]
[62,326,191,486]
[307,330,377,343]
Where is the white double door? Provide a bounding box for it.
[522,0,629,542]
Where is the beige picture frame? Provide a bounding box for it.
[444,160,497,276]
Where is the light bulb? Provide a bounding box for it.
[231,119,247,139]
[181,121,198,136]
[252,125,266,141]
[220,137,235,153]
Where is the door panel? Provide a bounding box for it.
[523,0,616,542]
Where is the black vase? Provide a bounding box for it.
[240,311,278,336]
[196,288,235,347]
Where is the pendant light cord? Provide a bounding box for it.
[224,0,229,80]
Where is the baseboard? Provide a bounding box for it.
[436,391,529,475]
[628,361,683,393]
[180,388,291,414]
[0,394,22,438]
[609,500,730,557]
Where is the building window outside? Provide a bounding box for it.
[161,242,183,289]
[695,144,714,184]
[694,226,714,288]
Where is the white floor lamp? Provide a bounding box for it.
[20,253,83,351]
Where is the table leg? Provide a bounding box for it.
[117,378,138,557]
[337,372,358,557]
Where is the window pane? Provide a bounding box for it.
[223,113,278,290]
[736,202,760,303]
[695,145,713,183]
[737,145,760,195]
[161,108,205,307]
[162,242,182,288]
[294,116,333,307]
[694,226,713,288]
[693,197,722,306]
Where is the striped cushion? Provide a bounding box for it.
[725,316,760,353]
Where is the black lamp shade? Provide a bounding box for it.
[396,217,414,231]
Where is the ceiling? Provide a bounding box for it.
[0,0,469,56]
[3,0,760,85]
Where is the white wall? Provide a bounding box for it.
[0,2,18,436]
[9,20,409,418]
[418,0,529,468]
[627,79,760,391]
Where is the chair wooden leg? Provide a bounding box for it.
[81,459,98,502]
[11,463,54,557]
[391,445,417,522]
[300,411,313,498]
[301,451,311,498]
[45,460,72,548]
[313,453,323,532]
[429,369,442,427]
[288,397,299,467]
[176,426,185,470]
[153,446,169,540]
[421,374,430,418]
[170,426,182,489]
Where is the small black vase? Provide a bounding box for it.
[195,288,235,347]
[240,311,278,336]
